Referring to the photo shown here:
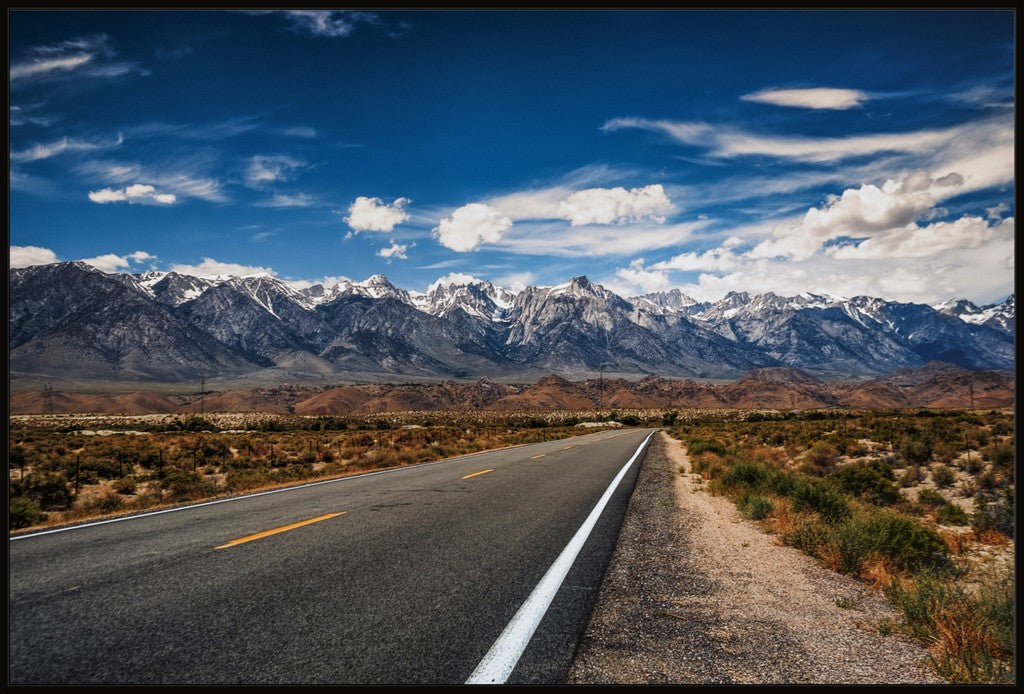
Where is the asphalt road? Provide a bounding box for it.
[9,427,655,685]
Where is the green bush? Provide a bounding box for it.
[931,463,956,487]
[916,488,947,507]
[901,435,933,465]
[828,461,900,506]
[936,504,969,526]
[18,473,74,510]
[972,489,1014,538]
[688,439,728,456]
[743,495,775,520]
[791,479,850,523]
[9,495,45,529]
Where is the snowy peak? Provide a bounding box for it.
[150,272,216,306]
[937,294,1014,334]
[415,276,516,322]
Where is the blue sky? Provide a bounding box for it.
[9,9,1015,304]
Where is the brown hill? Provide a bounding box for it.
[9,363,1013,415]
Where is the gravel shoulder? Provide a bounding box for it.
[567,431,944,684]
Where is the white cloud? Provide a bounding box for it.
[282,126,317,138]
[434,203,512,252]
[603,117,963,163]
[493,271,535,293]
[615,259,672,293]
[256,192,314,208]
[10,35,147,85]
[986,202,1010,220]
[377,241,410,260]
[77,250,157,273]
[10,245,58,267]
[828,215,1012,260]
[254,10,379,38]
[496,219,706,257]
[612,215,1013,306]
[170,258,275,279]
[10,54,93,81]
[741,87,868,110]
[88,183,176,205]
[557,184,674,226]
[427,272,483,292]
[245,155,305,188]
[11,133,123,162]
[748,170,974,261]
[79,253,131,273]
[345,196,411,232]
[78,160,227,202]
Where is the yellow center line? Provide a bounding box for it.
[563,445,574,450]
[215,512,345,549]
[462,468,493,480]
[531,453,546,459]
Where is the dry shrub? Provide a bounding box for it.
[858,553,898,589]
[747,445,788,468]
[976,529,1010,547]
[762,497,812,536]
[941,530,973,555]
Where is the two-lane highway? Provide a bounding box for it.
[10,428,655,684]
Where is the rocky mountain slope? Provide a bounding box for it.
[9,262,1014,383]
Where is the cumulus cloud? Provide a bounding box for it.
[426,272,485,293]
[741,87,868,110]
[345,196,411,232]
[245,155,305,188]
[615,258,673,293]
[170,258,275,279]
[88,183,176,205]
[749,170,968,261]
[611,214,1013,306]
[434,203,512,252]
[78,250,156,273]
[10,245,58,267]
[377,241,410,260]
[557,184,674,226]
[828,215,1012,260]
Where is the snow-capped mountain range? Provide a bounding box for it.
[9,261,1014,382]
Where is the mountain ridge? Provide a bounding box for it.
[9,262,1014,383]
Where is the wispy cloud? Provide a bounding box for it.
[603,117,969,163]
[741,87,868,110]
[251,10,382,38]
[79,159,228,203]
[255,192,315,208]
[245,154,305,188]
[10,34,147,85]
[11,133,123,162]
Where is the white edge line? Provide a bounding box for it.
[466,430,655,684]
[10,428,640,541]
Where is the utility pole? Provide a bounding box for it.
[968,375,975,409]
[598,367,604,412]
[200,377,206,415]
[42,384,54,415]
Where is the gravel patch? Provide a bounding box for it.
[567,432,944,684]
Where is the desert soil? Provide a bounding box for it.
[567,431,945,684]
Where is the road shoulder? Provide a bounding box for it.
[567,431,943,684]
